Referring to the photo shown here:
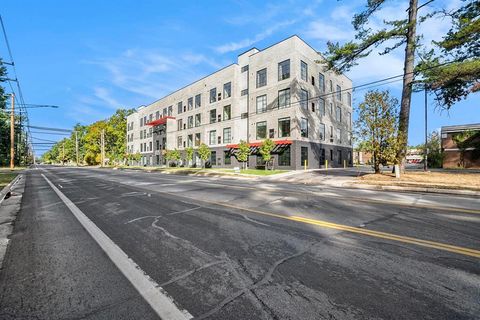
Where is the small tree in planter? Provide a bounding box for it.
[164,149,173,167]
[237,140,250,170]
[198,143,211,168]
[170,149,181,167]
[259,138,275,170]
[185,147,194,167]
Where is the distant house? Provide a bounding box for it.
[441,123,480,168]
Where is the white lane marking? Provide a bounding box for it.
[41,173,193,320]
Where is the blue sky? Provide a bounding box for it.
[1,0,477,155]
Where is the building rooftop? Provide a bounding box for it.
[441,123,480,133]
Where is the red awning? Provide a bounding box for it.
[226,139,292,149]
[146,116,175,126]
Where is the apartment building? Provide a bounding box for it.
[126,35,353,169]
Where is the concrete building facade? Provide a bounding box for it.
[126,35,353,169]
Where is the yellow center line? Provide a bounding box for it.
[203,200,480,259]
[196,182,480,215]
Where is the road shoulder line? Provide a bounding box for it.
[41,173,193,320]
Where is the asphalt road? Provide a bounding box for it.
[1,166,479,319]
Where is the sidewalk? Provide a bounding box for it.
[261,168,480,196]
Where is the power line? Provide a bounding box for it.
[27,125,72,133]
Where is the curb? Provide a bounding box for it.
[345,183,480,197]
[0,174,22,207]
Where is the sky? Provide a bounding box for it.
[1,0,478,156]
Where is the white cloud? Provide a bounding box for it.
[304,20,355,42]
[214,19,297,54]
[94,87,121,108]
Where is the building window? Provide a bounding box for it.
[337,150,342,165]
[188,116,193,128]
[330,102,333,115]
[301,60,308,81]
[319,123,325,141]
[195,94,201,108]
[149,141,152,151]
[348,131,352,145]
[300,118,308,138]
[195,133,201,146]
[256,68,267,88]
[210,109,217,124]
[187,134,193,147]
[336,85,342,101]
[347,111,352,128]
[311,76,315,86]
[149,114,153,122]
[177,136,182,148]
[337,128,342,144]
[210,151,217,166]
[329,80,333,92]
[187,97,193,111]
[195,113,201,127]
[209,130,216,145]
[177,119,183,131]
[278,146,291,166]
[156,140,160,150]
[168,106,173,116]
[347,92,352,106]
[140,143,143,152]
[163,108,167,116]
[223,127,232,144]
[223,82,231,99]
[300,89,308,109]
[140,130,143,139]
[241,89,248,96]
[155,111,160,120]
[278,59,290,81]
[209,88,217,103]
[223,105,231,121]
[177,102,183,114]
[224,151,231,165]
[336,106,342,122]
[241,65,249,72]
[256,95,267,113]
[301,146,309,167]
[330,149,334,161]
[319,98,325,116]
[319,73,325,92]
[278,88,291,109]
[278,117,290,138]
[140,118,143,127]
[256,121,267,140]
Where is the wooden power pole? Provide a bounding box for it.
[101,129,105,167]
[75,131,79,166]
[10,93,14,169]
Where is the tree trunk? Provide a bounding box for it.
[397,0,418,172]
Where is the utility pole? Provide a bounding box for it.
[424,86,428,172]
[101,129,105,167]
[62,142,65,166]
[10,93,14,169]
[75,131,79,166]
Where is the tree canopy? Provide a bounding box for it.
[42,108,134,165]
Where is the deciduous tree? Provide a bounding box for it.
[236,140,250,170]
[197,143,211,168]
[259,138,275,170]
[356,90,400,173]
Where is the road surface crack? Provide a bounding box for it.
[194,243,315,319]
